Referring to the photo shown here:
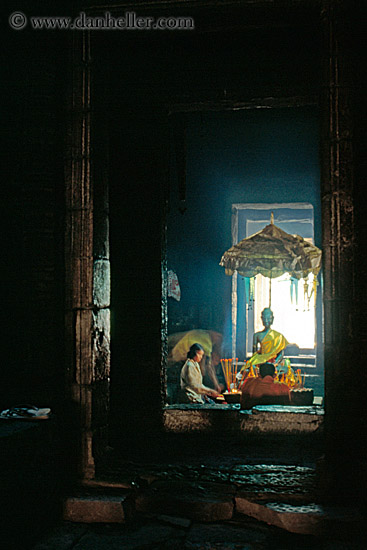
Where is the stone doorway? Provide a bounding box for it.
[65,1,359,483]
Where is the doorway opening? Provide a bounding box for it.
[231,203,324,399]
[166,106,323,406]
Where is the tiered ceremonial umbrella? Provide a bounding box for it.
[219,214,322,306]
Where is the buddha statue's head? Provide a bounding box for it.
[261,307,274,329]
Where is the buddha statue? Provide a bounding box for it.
[239,308,289,376]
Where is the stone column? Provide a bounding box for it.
[65,31,95,479]
[65,30,112,478]
[320,0,360,495]
[91,48,111,462]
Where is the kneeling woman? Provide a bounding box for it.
[179,343,220,404]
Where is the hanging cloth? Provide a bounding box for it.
[168,270,181,301]
[290,276,299,307]
[244,277,255,310]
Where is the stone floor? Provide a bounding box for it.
[31,511,366,550]
[29,444,366,550]
[5,425,364,550]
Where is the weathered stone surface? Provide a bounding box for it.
[92,385,110,431]
[93,211,110,259]
[235,497,364,536]
[187,523,268,545]
[250,405,324,415]
[82,478,136,490]
[183,544,255,550]
[163,405,324,435]
[92,460,317,499]
[92,309,111,381]
[91,307,110,455]
[63,495,130,523]
[30,509,367,550]
[229,464,316,495]
[323,541,366,550]
[139,473,160,485]
[135,480,235,522]
[236,496,322,534]
[65,209,93,310]
[163,406,240,433]
[156,514,191,528]
[75,309,94,386]
[239,406,324,434]
[72,523,184,550]
[31,524,88,550]
[93,259,110,308]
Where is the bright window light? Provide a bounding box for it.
[255,273,316,349]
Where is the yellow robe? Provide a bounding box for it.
[246,329,289,367]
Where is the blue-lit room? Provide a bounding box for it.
[166,106,324,405]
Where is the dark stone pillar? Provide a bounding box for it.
[64,31,114,477]
[91,48,111,461]
[320,0,364,498]
[107,106,169,449]
[65,31,95,479]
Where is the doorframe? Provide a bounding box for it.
[65,1,357,479]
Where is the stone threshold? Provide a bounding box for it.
[163,404,324,435]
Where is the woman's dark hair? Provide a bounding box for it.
[187,343,205,359]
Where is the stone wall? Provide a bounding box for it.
[3,26,67,410]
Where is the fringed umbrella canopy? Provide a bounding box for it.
[219,219,322,280]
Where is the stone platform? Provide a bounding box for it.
[164,404,324,435]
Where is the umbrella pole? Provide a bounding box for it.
[269,277,272,307]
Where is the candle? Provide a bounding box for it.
[225,359,229,391]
